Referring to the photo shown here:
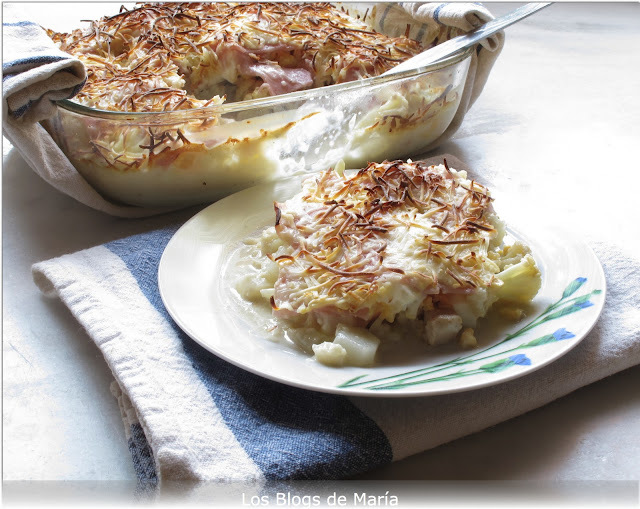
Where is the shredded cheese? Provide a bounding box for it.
[47,3,424,112]
[267,159,514,334]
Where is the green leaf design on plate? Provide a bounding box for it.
[561,277,587,299]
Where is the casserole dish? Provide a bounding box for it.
[42,2,474,208]
[44,48,472,207]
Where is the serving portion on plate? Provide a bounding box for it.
[235,160,542,368]
[158,160,606,397]
[42,2,473,207]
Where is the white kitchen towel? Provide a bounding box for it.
[32,156,640,486]
[2,6,85,123]
[1,3,176,218]
[3,2,503,217]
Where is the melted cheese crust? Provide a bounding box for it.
[268,160,508,333]
[47,2,423,112]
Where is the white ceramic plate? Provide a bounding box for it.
[158,177,606,397]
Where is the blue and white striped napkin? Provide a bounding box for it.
[32,220,640,484]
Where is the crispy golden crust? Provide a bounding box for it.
[270,160,502,324]
[48,2,423,112]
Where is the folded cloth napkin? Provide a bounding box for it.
[2,6,86,123]
[3,2,503,217]
[32,154,640,485]
[1,4,179,218]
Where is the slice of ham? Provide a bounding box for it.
[217,43,313,96]
[247,63,312,96]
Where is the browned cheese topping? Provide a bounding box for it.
[269,160,503,328]
[47,2,424,112]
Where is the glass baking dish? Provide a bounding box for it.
[43,47,473,208]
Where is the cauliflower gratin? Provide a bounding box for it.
[235,159,542,368]
[43,2,470,208]
[47,3,423,112]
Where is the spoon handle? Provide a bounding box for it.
[384,3,551,76]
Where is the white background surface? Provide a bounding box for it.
[3,2,640,506]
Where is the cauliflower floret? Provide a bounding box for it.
[459,328,477,349]
[449,288,498,328]
[497,240,533,270]
[259,226,285,257]
[312,342,347,367]
[312,324,381,367]
[494,253,542,304]
[494,303,526,322]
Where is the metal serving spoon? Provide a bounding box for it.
[383,2,551,76]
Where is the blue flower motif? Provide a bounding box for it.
[552,328,576,341]
[574,300,594,310]
[520,329,577,348]
[480,354,532,373]
[509,354,532,366]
